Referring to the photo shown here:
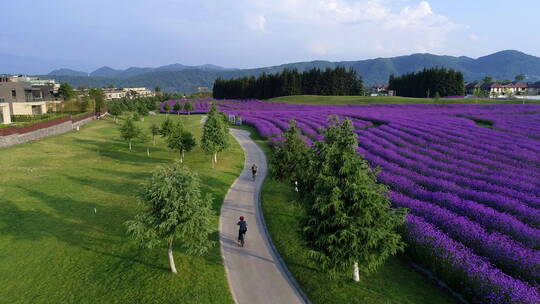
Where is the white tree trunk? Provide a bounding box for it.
[147,147,150,156]
[353,262,360,282]
[168,240,178,274]
[211,156,215,168]
[129,140,132,151]
[214,152,217,164]
[182,150,185,163]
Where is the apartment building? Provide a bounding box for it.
[0,75,56,123]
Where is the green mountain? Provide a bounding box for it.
[45,50,540,93]
[48,68,88,77]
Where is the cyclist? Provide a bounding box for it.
[251,163,258,181]
[237,216,248,246]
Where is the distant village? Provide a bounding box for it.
[370,80,540,99]
[0,75,154,124]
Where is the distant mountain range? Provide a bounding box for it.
[49,63,235,78]
[41,50,540,93]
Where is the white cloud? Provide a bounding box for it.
[238,0,463,58]
[245,14,266,32]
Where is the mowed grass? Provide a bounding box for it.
[233,124,459,304]
[269,94,540,105]
[0,114,243,304]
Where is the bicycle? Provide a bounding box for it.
[238,230,247,247]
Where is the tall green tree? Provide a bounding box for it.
[125,163,214,274]
[137,103,148,121]
[483,76,493,83]
[80,95,91,112]
[167,121,196,163]
[89,88,105,113]
[58,83,74,101]
[150,123,160,145]
[119,116,142,150]
[515,74,526,82]
[109,103,123,123]
[303,117,407,281]
[201,104,229,168]
[159,117,174,137]
[163,103,171,114]
[271,119,310,188]
[183,101,194,114]
[173,102,182,114]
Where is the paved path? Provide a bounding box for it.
[220,129,308,304]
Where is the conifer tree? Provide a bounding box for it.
[163,103,171,114]
[119,116,142,151]
[183,101,194,114]
[173,102,182,114]
[125,163,214,274]
[303,116,407,281]
[271,119,310,188]
[159,117,174,137]
[150,123,160,145]
[166,121,196,163]
[201,104,230,168]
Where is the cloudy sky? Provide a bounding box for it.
[2,0,539,73]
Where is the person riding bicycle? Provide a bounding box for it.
[237,216,248,245]
[251,163,258,180]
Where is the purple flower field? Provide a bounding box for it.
[162,100,540,303]
[160,99,213,114]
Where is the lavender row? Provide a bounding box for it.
[404,214,540,304]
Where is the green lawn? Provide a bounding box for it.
[269,94,540,105]
[233,124,460,304]
[0,114,243,304]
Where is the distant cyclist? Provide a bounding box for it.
[251,163,258,181]
[237,216,248,247]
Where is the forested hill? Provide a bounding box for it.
[45,50,540,93]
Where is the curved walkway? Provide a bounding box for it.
[219,129,309,304]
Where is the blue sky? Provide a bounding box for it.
[2,0,539,73]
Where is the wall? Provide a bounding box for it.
[11,102,47,115]
[0,113,99,149]
[0,82,29,103]
[0,104,11,124]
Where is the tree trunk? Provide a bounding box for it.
[153,136,156,145]
[168,239,178,274]
[147,147,150,157]
[129,140,132,151]
[214,152,217,164]
[353,262,360,282]
[211,156,215,168]
[182,150,185,163]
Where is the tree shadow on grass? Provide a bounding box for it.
[73,138,169,165]
[91,167,152,181]
[1,188,173,272]
[64,175,142,197]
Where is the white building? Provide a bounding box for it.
[123,87,155,98]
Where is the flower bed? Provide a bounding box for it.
[215,100,540,303]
